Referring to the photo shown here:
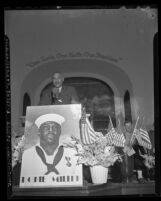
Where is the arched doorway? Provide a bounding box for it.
[21,92,31,126]
[40,77,116,132]
[124,90,132,123]
[22,93,31,115]
[19,58,134,129]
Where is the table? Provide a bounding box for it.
[11,181,155,197]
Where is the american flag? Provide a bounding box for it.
[130,116,140,145]
[137,128,152,150]
[130,128,140,145]
[112,119,125,147]
[80,113,97,145]
[106,128,115,145]
[105,116,116,145]
[126,147,136,156]
[105,116,125,147]
[113,132,125,147]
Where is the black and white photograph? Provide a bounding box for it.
[4,5,159,198]
[19,105,83,188]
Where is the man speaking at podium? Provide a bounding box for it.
[39,72,79,105]
[20,113,82,186]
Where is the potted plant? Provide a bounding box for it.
[63,133,122,184]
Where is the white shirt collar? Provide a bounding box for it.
[36,142,63,159]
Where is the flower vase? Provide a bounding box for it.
[90,165,108,184]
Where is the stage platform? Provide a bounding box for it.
[12,181,155,197]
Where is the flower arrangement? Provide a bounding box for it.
[63,133,122,168]
[139,151,155,169]
[144,155,155,169]
[12,134,25,169]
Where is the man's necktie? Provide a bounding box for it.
[35,145,64,175]
[51,87,63,104]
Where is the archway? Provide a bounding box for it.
[19,58,134,128]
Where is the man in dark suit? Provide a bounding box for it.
[39,72,79,105]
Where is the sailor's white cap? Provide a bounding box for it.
[35,113,65,128]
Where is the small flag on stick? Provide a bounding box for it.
[112,119,125,147]
[105,115,116,145]
[130,116,140,145]
[134,117,152,150]
[127,147,136,156]
[138,128,152,149]
[80,109,97,145]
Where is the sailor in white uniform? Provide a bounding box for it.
[20,113,82,187]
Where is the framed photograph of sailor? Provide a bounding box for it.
[19,104,83,187]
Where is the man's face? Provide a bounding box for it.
[52,73,64,88]
[125,122,133,133]
[39,121,61,145]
